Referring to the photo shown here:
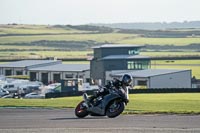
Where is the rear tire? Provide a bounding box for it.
[106,101,125,118]
[75,101,89,118]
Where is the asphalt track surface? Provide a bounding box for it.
[0,108,200,133]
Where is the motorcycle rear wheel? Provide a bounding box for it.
[75,101,89,118]
[106,101,125,118]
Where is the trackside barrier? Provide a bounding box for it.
[129,88,200,94]
[45,88,200,98]
[45,90,97,98]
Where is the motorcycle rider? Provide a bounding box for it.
[83,74,132,106]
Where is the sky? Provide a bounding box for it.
[0,0,200,25]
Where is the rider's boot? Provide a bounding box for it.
[83,93,93,107]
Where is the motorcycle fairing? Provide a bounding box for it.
[87,92,121,115]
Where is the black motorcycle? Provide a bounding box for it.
[75,81,129,118]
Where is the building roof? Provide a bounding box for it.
[0,60,60,68]
[101,55,150,60]
[93,44,143,49]
[29,64,90,72]
[112,69,191,78]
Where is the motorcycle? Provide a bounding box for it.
[75,81,129,118]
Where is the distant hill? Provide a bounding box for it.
[92,21,200,30]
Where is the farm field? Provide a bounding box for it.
[151,59,200,65]
[0,24,200,60]
[118,37,200,46]
[0,24,89,34]
[0,50,200,60]
[0,93,200,114]
[1,35,200,46]
[0,33,137,44]
[0,24,200,46]
[141,51,200,57]
[0,24,200,78]
[0,51,92,60]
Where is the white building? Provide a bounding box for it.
[0,60,61,76]
[108,69,192,88]
[0,60,90,85]
[28,64,90,85]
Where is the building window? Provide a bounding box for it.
[5,70,12,76]
[127,61,150,70]
[65,74,73,78]
[30,72,37,81]
[16,71,23,75]
[137,80,147,86]
[86,78,90,83]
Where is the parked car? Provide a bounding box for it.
[1,94,14,98]
[1,83,17,93]
[0,88,9,97]
[0,79,30,93]
[19,85,40,94]
[24,92,45,99]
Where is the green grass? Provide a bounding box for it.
[118,37,200,46]
[1,93,200,114]
[1,24,200,46]
[0,24,88,34]
[141,51,200,57]
[0,51,92,59]
[151,60,200,64]
[0,45,53,50]
[126,93,200,114]
[1,35,200,46]
[0,33,136,44]
[0,96,82,108]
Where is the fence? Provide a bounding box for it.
[45,88,200,98]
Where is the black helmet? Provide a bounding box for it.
[121,74,132,86]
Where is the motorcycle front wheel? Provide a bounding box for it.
[106,101,125,118]
[75,101,89,118]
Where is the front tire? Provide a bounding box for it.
[106,101,125,118]
[75,101,89,118]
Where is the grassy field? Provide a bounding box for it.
[151,60,200,64]
[1,50,200,60]
[0,24,199,78]
[0,33,136,44]
[0,24,88,34]
[0,51,92,59]
[1,25,200,46]
[141,51,200,57]
[1,35,200,46]
[118,37,200,46]
[0,24,200,60]
[0,93,200,114]
[126,93,200,114]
